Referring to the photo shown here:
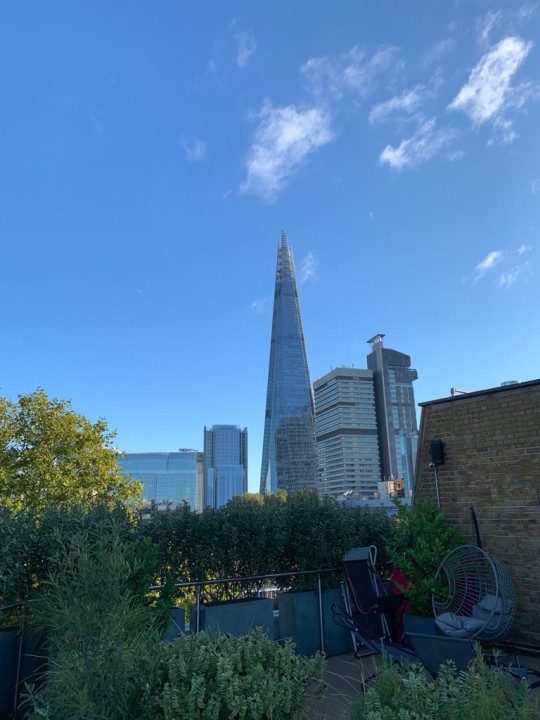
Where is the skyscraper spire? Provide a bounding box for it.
[260,233,317,494]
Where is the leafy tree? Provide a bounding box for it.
[0,389,141,514]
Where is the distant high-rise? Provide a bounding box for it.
[314,368,381,498]
[119,450,203,511]
[260,232,317,494]
[367,334,418,493]
[204,425,248,508]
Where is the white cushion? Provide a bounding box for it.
[435,612,485,638]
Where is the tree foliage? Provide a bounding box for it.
[0,389,141,514]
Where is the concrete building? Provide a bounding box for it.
[204,425,248,508]
[119,450,203,511]
[314,368,381,498]
[367,334,418,494]
[260,232,317,494]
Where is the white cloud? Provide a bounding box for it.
[422,38,456,67]
[473,250,504,281]
[369,85,427,124]
[235,30,256,68]
[499,262,532,286]
[531,178,540,194]
[517,243,532,254]
[379,118,456,170]
[448,36,533,128]
[301,45,399,101]
[476,10,503,50]
[250,297,269,314]
[299,251,318,284]
[240,101,333,201]
[181,137,207,161]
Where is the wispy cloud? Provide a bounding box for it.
[476,10,503,50]
[499,262,532,286]
[235,30,256,68]
[448,36,533,140]
[369,85,428,124]
[301,45,399,101]
[473,250,504,281]
[531,178,540,194]
[422,38,456,67]
[299,251,318,284]
[240,101,333,201]
[517,243,532,255]
[379,118,456,170]
[250,297,269,314]
[181,137,207,161]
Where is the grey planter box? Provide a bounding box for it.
[278,588,353,657]
[164,607,186,642]
[190,598,275,639]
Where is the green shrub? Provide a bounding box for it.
[352,650,536,720]
[24,529,165,720]
[159,628,325,720]
[384,500,464,615]
[0,503,137,608]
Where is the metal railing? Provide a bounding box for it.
[150,567,340,653]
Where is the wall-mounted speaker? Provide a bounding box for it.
[430,440,445,466]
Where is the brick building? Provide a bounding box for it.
[414,379,540,645]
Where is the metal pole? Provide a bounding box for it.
[432,464,441,508]
[196,590,201,633]
[317,572,325,654]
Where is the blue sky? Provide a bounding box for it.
[1,1,539,491]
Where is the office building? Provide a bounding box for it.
[314,368,381,498]
[367,334,418,493]
[204,425,248,508]
[260,232,318,493]
[119,450,203,511]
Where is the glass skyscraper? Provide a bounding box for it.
[367,334,418,494]
[119,450,203,511]
[204,425,248,508]
[260,232,317,494]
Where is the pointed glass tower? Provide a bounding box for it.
[260,232,318,494]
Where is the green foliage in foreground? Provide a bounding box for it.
[24,526,325,720]
[352,651,536,720]
[160,629,325,720]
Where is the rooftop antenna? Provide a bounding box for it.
[450,388,469,396]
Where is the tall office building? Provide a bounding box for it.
[260,232,317,494]
[119,450,203,511]
[367,334,418,493]
[314,368,381,498]
[204,425,248,508]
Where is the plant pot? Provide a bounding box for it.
[278,588,353,657]
[0,625,19,720]
[164,607,186,642]
[190,597,274,639]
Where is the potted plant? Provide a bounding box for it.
[385,500,464,620]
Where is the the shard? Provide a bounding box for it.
[260,232,318,494]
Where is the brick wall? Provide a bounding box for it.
[414,379,540,645]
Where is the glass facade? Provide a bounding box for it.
[119,451,203,510]
[367,335,418,489]
[204,425,248,508]
[260,233,317,494]
[314,368,381,498]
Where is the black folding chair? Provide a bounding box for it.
[331,546,416,664]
